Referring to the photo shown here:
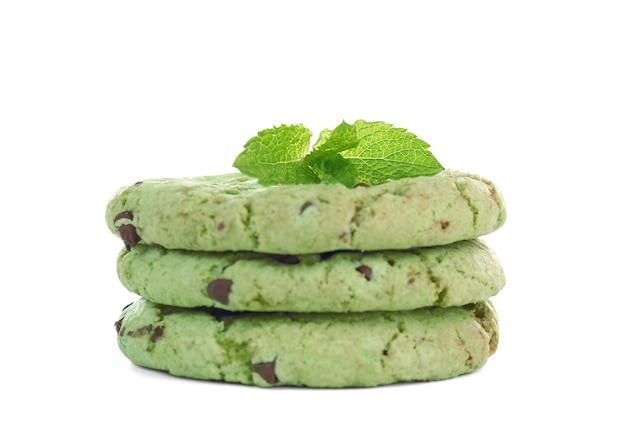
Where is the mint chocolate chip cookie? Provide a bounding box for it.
[115,298,499,388]
[105,170,506,254]
[116,239,505,312]
[107,121,508,387]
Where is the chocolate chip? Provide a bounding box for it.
[300,201,313,214]
[127,324,152,337]
[114,211,134,222]
[151,325,165,343]
[114,317,124,333]
[119,224,141,250]
[275,255,300,265]
[440,221,450,230]
[217,222,225,230]
[134,181,143,186]
[354,183,369,188]
[253,359,278,384]
[320,252,335,260]
[356,265,373,281]
[207,279,233,304]
[472,303,486,319]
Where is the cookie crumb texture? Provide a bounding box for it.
[105,170,506,254]
[115,299,498,388]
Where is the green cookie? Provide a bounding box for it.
[114,299,499,388]
[105,170,506,254]
[116,239,505,312]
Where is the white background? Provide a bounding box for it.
[2,1,624,425]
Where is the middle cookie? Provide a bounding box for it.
[117,239,504,312]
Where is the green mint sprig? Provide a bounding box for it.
[232,120,444,187]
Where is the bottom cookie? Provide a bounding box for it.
[115,299,499,388]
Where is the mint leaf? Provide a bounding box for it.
[304,150,357,188]
[339,120,444,185]
[232,124,320,185]
[232,120,444,187]
[304,121,359,186]
[312,120,359,153]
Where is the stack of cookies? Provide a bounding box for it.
[107,170,506,387]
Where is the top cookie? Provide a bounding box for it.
[105,170,506,254]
